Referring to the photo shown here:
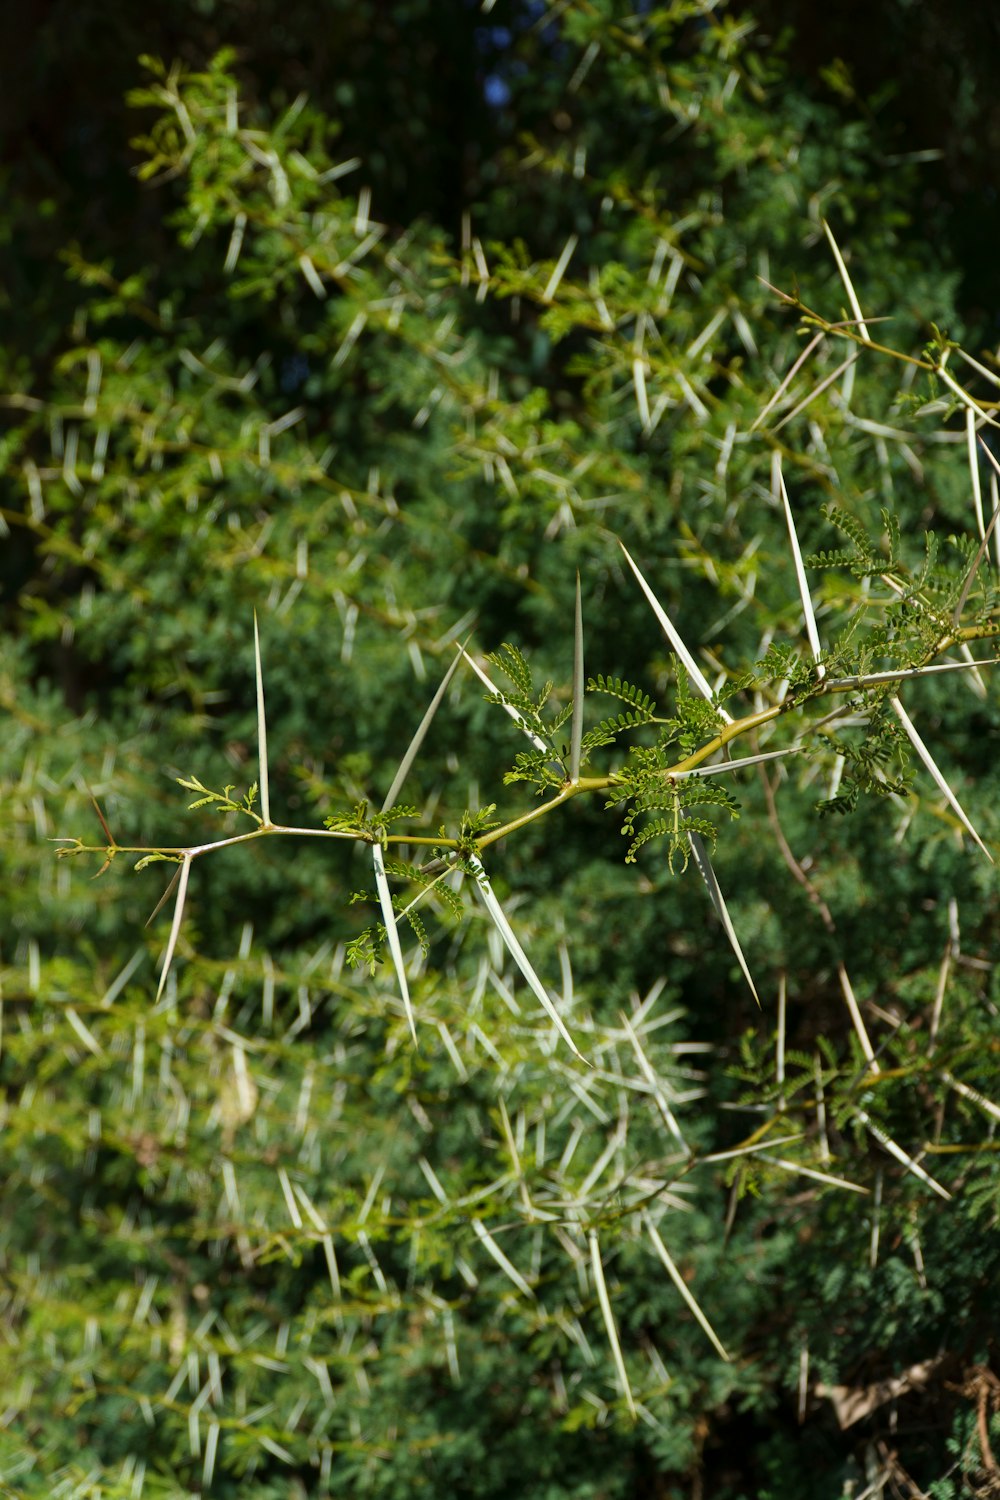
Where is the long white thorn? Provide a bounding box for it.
[838,962,878,1072]
[966,407,986,541]
[643,1213,729,1361]
[671,746,804,780]
[937,364,1000,432]
[687,829,759,1005]
[589,1230,636,1419]
[890,697,993,863]
[822,220,870,342]
[542,233,578,302]
[383,645,466,813]
[468,856,586,1061]
[773,454,824,678]
[854,1107,952,1201]
[472,1217,534,1298]
[619,543,732,723]
[458,647,549,753]
[750,331,825,433]
[372,843,417,1044]
[771,351,857,434]
[570,572,584,782]
[253,612,271,826]
[156,854,192,1002]
[757,1155,869,1194]
[826,658,1000,689]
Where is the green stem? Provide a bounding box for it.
[477,777,606,851]
[65,620,1000,871]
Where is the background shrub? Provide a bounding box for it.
[2,5,999,1495]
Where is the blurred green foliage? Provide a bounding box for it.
[2,4,1000,1496]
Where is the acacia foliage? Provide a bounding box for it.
[2,6,1000,1497]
